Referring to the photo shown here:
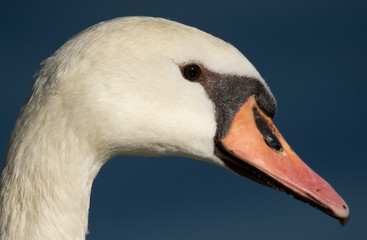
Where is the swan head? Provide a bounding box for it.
[34,17,349,224]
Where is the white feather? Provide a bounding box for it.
[0,17,265,239]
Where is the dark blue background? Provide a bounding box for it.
[1,0,366,239]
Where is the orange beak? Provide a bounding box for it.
[216,96,349,225]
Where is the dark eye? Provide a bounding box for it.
[182,64,202,81]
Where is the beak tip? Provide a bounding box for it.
[330,201,349,226]
[338,205,350,226]
[339,214,350,226]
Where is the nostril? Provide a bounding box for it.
[343,205,347,209]
[263,134,283,151]
[253,107,283,152]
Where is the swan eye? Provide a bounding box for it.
[182,64,202,81]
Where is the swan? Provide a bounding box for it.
[0,17,349,240]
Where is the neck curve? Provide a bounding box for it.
[0,99,102,240]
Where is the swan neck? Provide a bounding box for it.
[0,105,101,240]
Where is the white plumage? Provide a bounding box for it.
[0,16,349,240]
[0,17,264,240]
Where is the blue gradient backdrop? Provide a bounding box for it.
[1,0,366,239]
